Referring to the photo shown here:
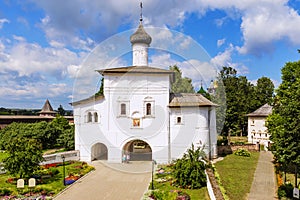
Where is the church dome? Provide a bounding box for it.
[130,23,152,45]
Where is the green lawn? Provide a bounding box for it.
[146,165,210,200]
[214,152,259,200]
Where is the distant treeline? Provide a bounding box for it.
[0,107,73,116]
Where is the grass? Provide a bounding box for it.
[147,165,210,200]
[229,136,248,143]
[214,152,259,200]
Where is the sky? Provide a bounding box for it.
[1,0,300,110]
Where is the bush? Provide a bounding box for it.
[48,167,59,176]
[278,183,293,199]
[0,188,13,196]
[172,145,207,189]
[234,149,251,157]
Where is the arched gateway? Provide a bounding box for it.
[123,140,152,161]
[91,143,108,160]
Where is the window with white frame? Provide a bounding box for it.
[87,112,92,123]
[121,103,126,115]
[94,112,98,123]
[143,97,154,117]
[85,111,99,123]
[118,99,129,117]
[175,115,183,125]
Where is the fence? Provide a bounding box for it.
[41,150,80,165]
[217,143,259,156]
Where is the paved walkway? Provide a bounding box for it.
[54,161,152,200]
[248,151,277,200]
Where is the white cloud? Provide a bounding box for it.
[27,0,300,57]
[217,38,226,47]
[0,18,9,29]
[0,40,81,77]
[211,44,249,75]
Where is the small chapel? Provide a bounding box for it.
[72,11,218,163]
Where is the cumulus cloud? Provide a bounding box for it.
[25,0,300,57]
[211,43,249,75]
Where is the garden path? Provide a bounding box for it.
[54,161,152,200]
[248,151,277,200]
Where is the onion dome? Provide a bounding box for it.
[130,23,152,45]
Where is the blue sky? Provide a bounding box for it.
[1,0,300,110]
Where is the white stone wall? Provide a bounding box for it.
[247,116,270,147]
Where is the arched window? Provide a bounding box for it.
[94,112,98,123]
[146,103,151,115]
[121,103,126,115]
[87,112,92,122]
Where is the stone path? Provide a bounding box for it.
[54,161,152,200]
[248,151,277,200]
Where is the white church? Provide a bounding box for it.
[72,16,218,164]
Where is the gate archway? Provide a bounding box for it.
[123,140,152,161]
[91,143,108,161]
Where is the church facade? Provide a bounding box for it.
[72,20,218,163]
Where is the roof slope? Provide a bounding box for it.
[169,93,217,107]
[39,99,57,114]
[97,66,174,75]
[71,95,104,106]
[247,103,273,117]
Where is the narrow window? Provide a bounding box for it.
[146,103,151,115]
[94,112,98,123]
[87,112,92,122]
[177,117,182,124]
[121,103,126,115]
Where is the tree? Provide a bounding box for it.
[172,145,206,189]
[95,77,104,96]
[210,75,227,136]
[0,116,74,150]
[57,104,66,116]
[219,67,256,137]
[3,136,43,178]
[254,77,274,107]
[267,60,300,168]
[170,65,194,93]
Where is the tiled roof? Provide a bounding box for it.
[247,104,272,117]
[169,93,217,107]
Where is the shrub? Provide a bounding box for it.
[0,188,13,196]
[48,167,59,176]
[234,149,251,157]
[278,183,293,199]
[172,145,207,189]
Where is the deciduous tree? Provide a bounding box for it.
[267,61,300,167]
[170,65,194,93]
[3,137,43,178]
